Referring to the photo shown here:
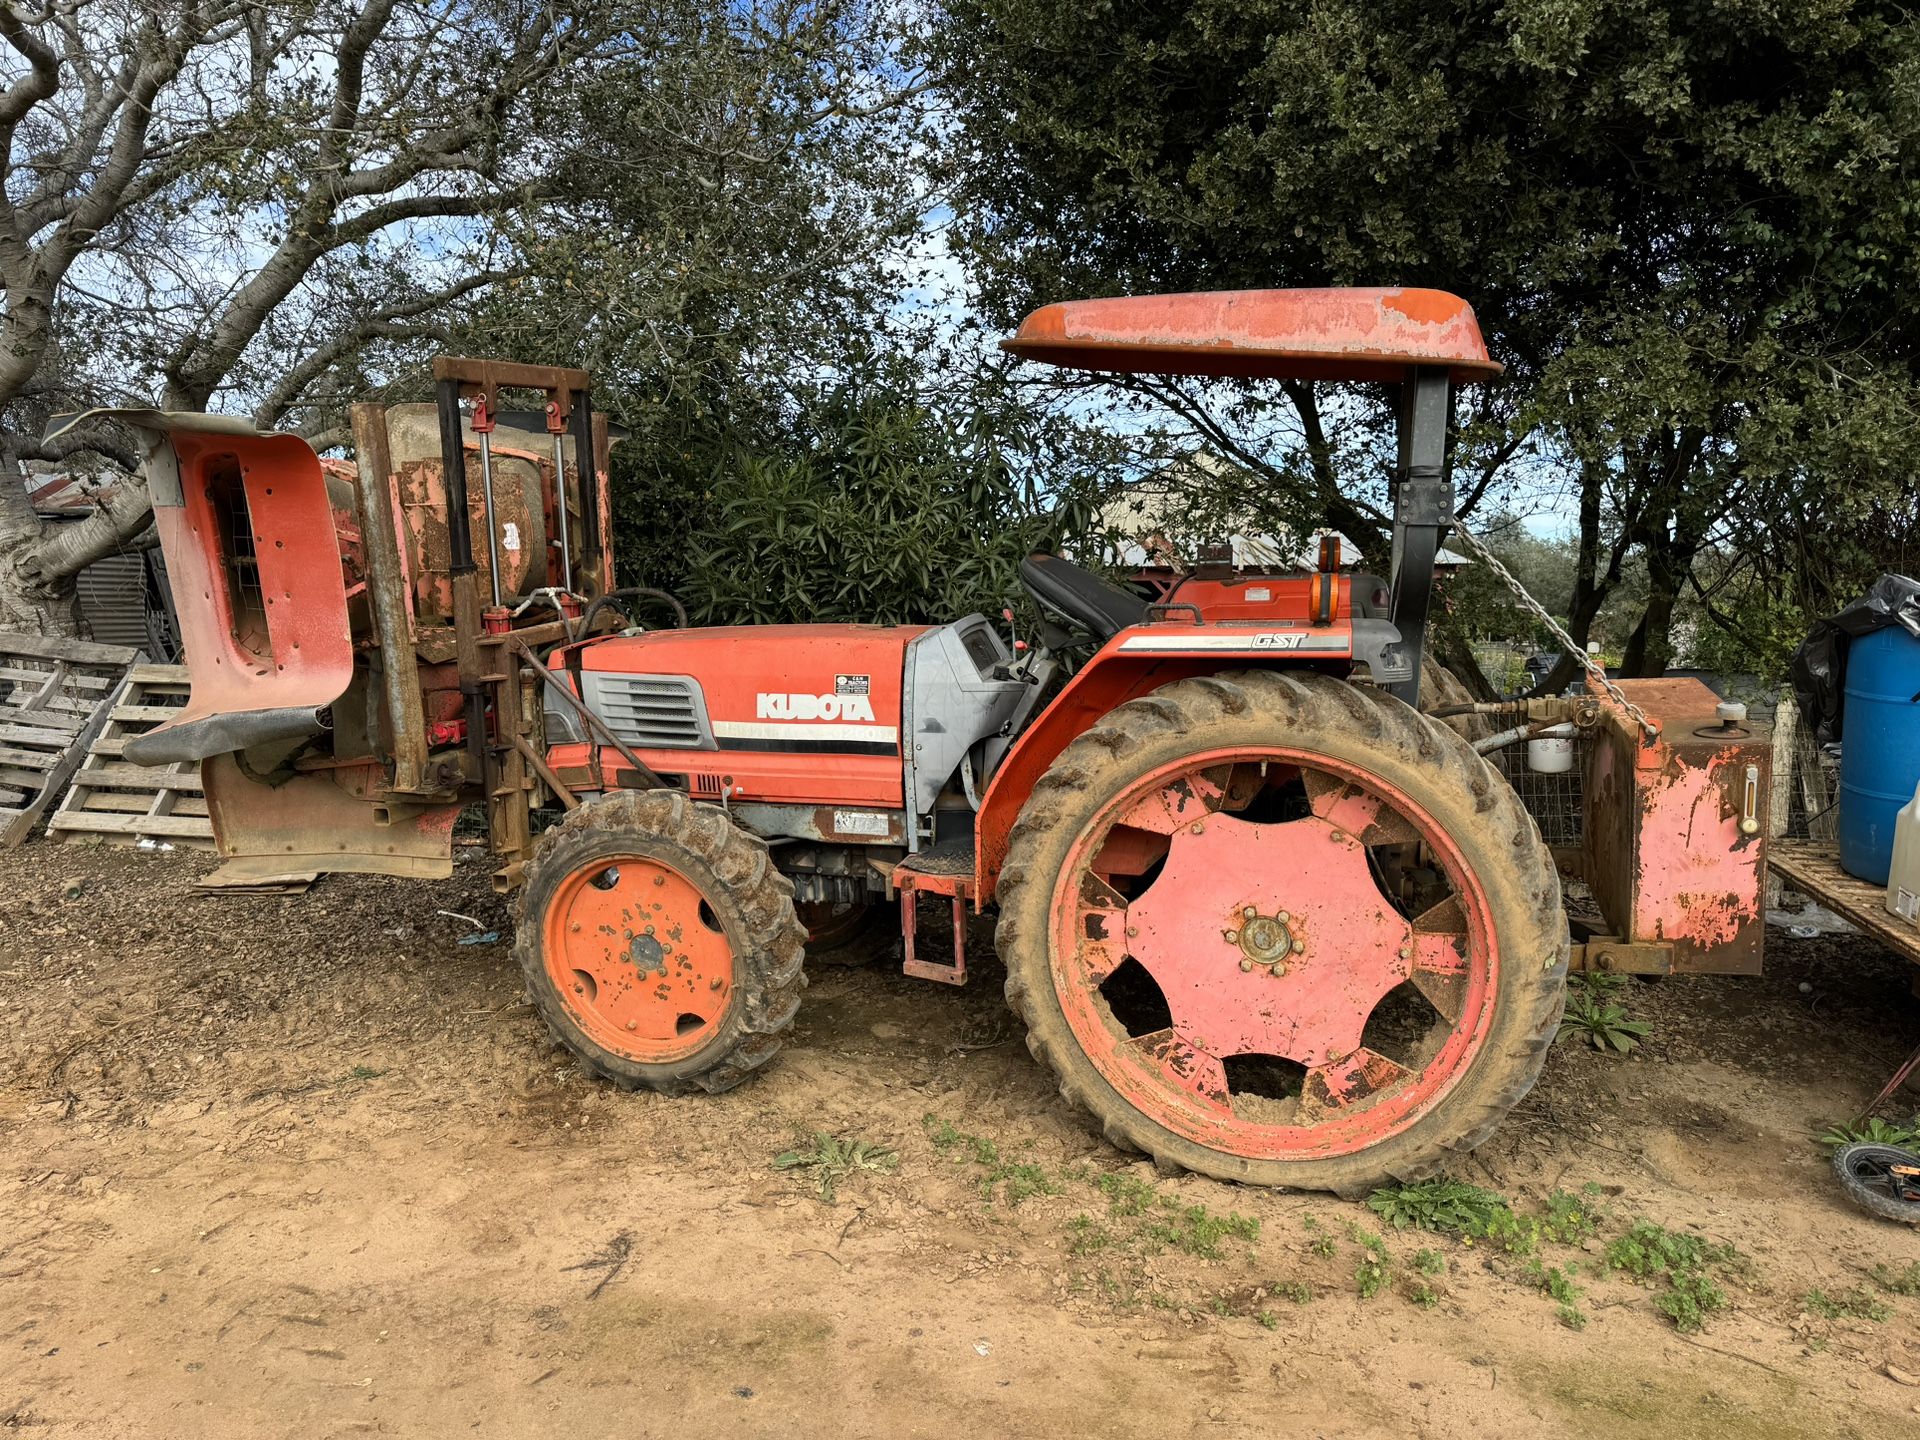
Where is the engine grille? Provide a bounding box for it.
[579,671,715,750]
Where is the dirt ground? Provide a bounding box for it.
[4,843,1920,1439]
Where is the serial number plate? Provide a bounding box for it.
[833,810,891,837]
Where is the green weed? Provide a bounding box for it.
[1539,1188,1603,1244]
[1413,1248,1446,1276]
[1557,993,1652,1052]
[1656,1272,1728,1333]
[1605,1220,1740,1333]
[1144,1201,1260,1258]
[773,1132,899,1203]
[1604,1221,1736,1281]
[1356,1255,1389,1299]
[1067,1214,1114,1256]
[1804,1287,1890,1322]
[1569,970,1628,1000]
[921,1114,1058,1206]
[1817,1116,1920,1149]
[1870,1260,1920,1296]
[1367,1177,1510,1235]
[1094,1171,1157,1217]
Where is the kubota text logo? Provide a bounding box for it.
[755,692,877,722]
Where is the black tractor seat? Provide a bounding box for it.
[1019,552,1149,642]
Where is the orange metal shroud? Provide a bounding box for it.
[550,623,932,807]
[144,427,356,753]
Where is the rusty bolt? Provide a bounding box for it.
[1291,939,1305,954]
[1190,820,1206,834]
[626,1021,637,1031]
[570,922,581,933]
[1224,929,1239,943]
[1277,910,1290,923]
[1126,925,1139,938]
[1330,829,1347,844]
[1270,962,1288,978]
[1239,959,1255,973]
[709,978,723,991]
[1242,905,1258,919]
[653,875,665,886]
[1398,944,1412,960]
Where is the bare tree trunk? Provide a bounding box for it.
[1622,531,1688,676]
[0,460,155,637]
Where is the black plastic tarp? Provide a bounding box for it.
[1790,573,1920,745]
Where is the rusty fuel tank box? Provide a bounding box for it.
[1579,678,1770,975]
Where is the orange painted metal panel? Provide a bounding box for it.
[1003,287,1501,383]
[147,428,355,750]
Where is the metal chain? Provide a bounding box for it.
[1446,520,1661,741]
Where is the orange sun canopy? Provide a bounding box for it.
[1002,287,1501,384]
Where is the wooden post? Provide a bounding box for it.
[1767,699,1798,906]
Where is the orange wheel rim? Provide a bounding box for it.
[541,854,734,1062]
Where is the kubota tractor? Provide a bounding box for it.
[93,290,1771,1194]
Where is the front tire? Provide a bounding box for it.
[995,670,1567,1196]
[514,790,806,1094]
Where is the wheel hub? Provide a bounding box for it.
[627,932,667,975]
[1230,907,1299,970]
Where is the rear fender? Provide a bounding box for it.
[974,629,1374,904]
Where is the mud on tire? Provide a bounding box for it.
[994,670,1568,1196]
[513,789,807,1095]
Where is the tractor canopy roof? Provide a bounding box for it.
[1001,287,1501,384]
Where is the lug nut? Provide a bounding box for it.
[1277,910,1290,922]
[1270,962,1288,978]
[1239,959,1255,973]
[1242,905,1259,919]
[1224,929,1240,943]
[1291,939,1305,954]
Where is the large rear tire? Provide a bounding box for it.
[995,670,1567,1196]
[514,790,806,1094]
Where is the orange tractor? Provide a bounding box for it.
[104,289,1770,1194]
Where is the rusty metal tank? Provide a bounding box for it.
[383,403,567,626]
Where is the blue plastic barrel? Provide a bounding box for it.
[1838,626,1920,884]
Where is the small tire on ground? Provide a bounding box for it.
[513,789,806,1095]
[1832,1141,1920,1225]
[994,669,1568,1196]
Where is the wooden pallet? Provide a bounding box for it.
[0,631,141,847]
[1771,837,1920,968]
[49,663,215,848]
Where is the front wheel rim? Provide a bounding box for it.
[542,854,735,1063]
[1046,746,1502,1161]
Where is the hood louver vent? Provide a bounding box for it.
[579,671,715,750]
